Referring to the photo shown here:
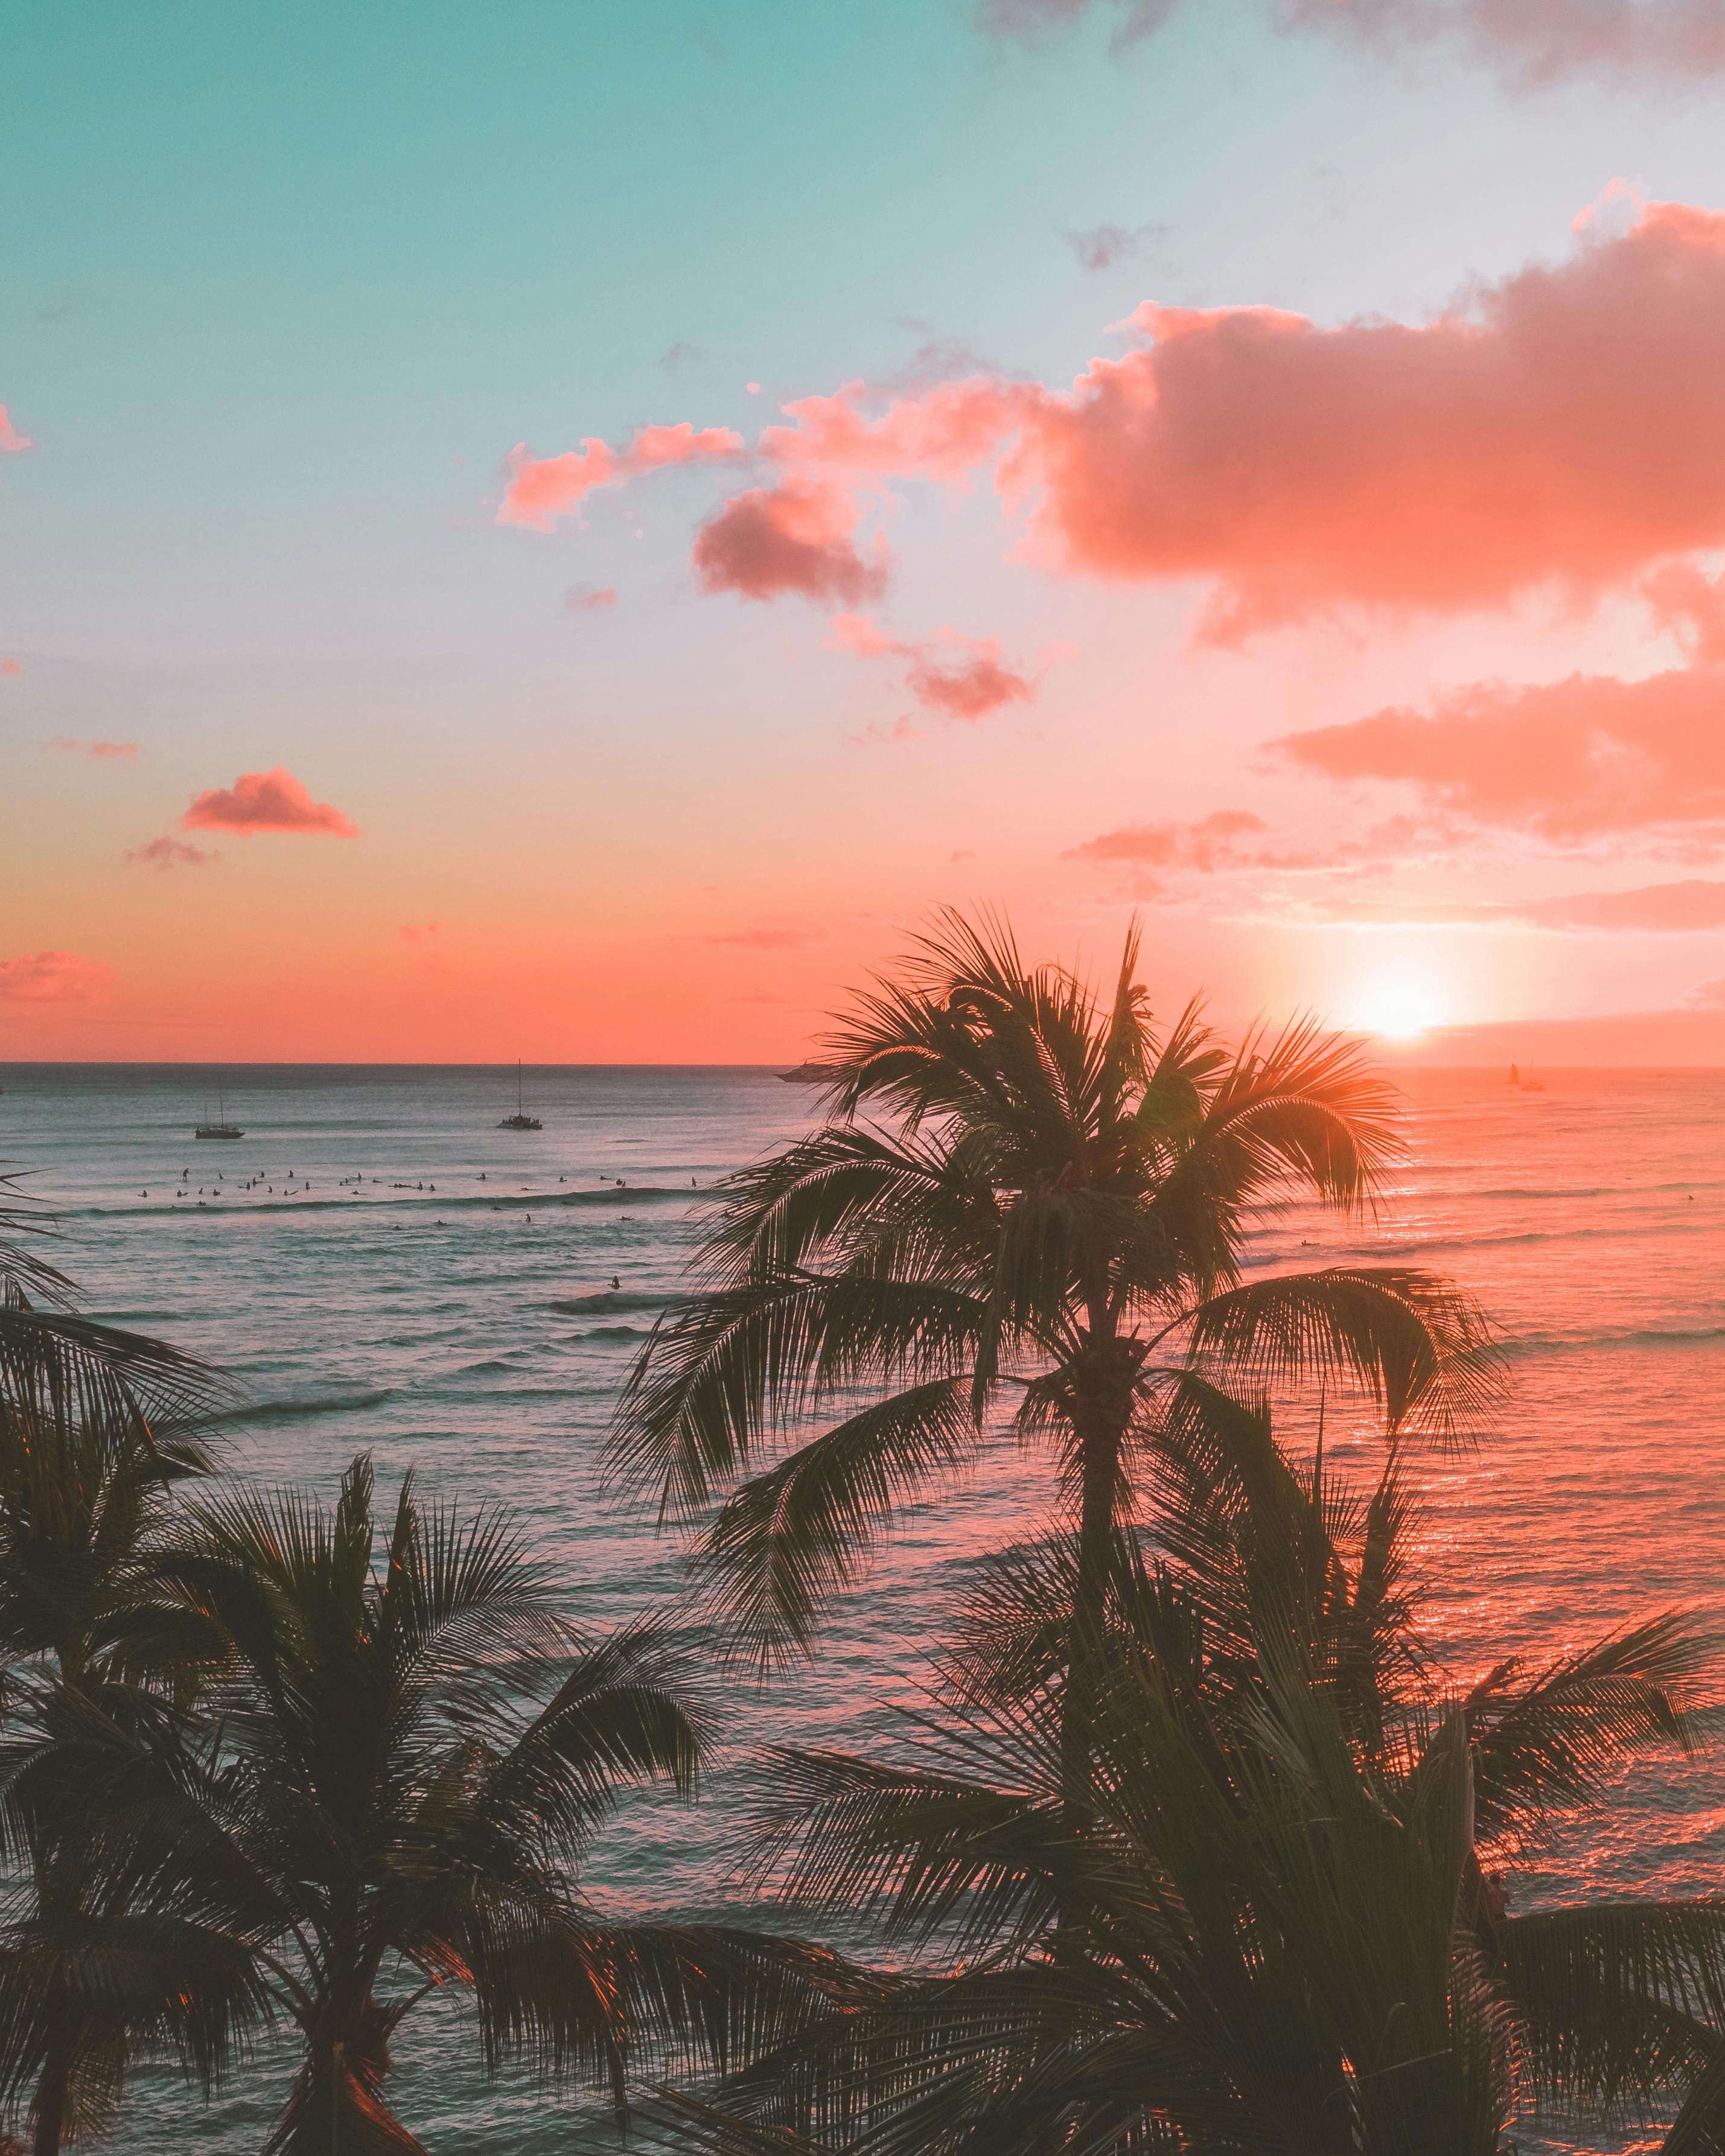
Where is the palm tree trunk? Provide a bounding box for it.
[31,2031,69,2156]
[1061,1408,1124,1816]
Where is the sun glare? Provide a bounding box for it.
[1346,967,1447,1041]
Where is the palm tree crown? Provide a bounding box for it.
[611,914,1502,1695]
[148,1453,837,2155]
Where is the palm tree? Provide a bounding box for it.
[148,1453,843,2154]
[657,1389,1725,2155]
[0,1174,244,2154]
[610,913,1501,1801]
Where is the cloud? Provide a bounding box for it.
[49,737,138,761]
[0,951,110,1002]
[565,581,618,612]
[1,660,18,676]
[0,405,33,454]
[182,767,357,837]
[979,0,1725,82]
[662,340,704,369]
[1277,662,1725,842]
[827,612,1043,721]
[125,836,215,871]
[1036,201,1725,639]
[506,203,1725,639]
[702,927,824,949]
[1690,976,1725,1005]
[1277,0,1725,86]
[1644,561,1725,664]
[979,0,1179,48]
[1063,809,1271,870]
[1065,220,1169,272]
[1313,879,1725,929]
[694,480,889,604]
[497,421,746,530]
[398,921,440,942]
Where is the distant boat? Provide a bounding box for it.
[777,1062,844,1083]
[1509,1064,1520,1087]
[194,1085,245,1140]
[498,1060,542,1131]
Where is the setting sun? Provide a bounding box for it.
[1345,966,1448,1040]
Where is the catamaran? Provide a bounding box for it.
[498,1061,542,1131]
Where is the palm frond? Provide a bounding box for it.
[1182,1265,1505,1439]
[610,1277,987,1523]
[701,1379,984,1665]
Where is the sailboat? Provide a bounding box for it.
[497,1060,542,1131]
[194,1084,245,1140]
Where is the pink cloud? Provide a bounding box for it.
[505,204,1725,639]
[1063,810,1272,870]
[701,927,824,949]
[983,1,1725,81]
[49,737,138,761]
[397,921,441,942]
[497,422,745,531]
[905,642,1036,720]
[693,480,888,604]
[1,660,19,676]
[1644,562,1725,665]
[182,767,357,837]
[1277,0,1725,84]
[1312,881,1725,930]
[827,611,1043,722]
[0,405,33,454]
[126,836,215,871]
[565,582,618,612]
[0,951,110,1003]
[1277,663,1725,842]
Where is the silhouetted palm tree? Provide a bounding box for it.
[0,1175,243,2155]
[611,914,1501,1802]
[655,1389,1725,2154]
[150,1454,838,2155]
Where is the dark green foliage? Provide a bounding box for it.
[651,1397,1724,2156]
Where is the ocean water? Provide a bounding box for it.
[2,1060,1723,2153]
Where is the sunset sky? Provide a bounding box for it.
[9,0,1725,1062]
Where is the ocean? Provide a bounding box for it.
[3,1060,1723,2153]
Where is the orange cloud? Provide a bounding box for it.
[827,611,1042,722]
[0,951,110,1002]
[1312,881,1725,930]
[0,405,33,454]
[1063,810,1272,870]
[397,921,440,941]
[509,204,1725,639]
[1278,664,1725,842]
[126,836,215,870]
[693,479,888,604]
[702,927,824,949]
[497,422,745,530]
[49,737,138,760]
[565,582,618,612]
[182,767,357,837]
